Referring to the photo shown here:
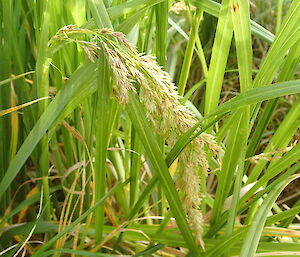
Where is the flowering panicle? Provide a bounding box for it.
[50,26,221,247]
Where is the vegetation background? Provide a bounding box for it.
[0,0,300,256]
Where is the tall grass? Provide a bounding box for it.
[0,0,300,256]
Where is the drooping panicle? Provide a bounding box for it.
[50,26,222,246]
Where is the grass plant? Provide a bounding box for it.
[0,0,300,256]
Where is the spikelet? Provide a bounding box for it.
[50,26,221,247]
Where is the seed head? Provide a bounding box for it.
[51,26,222,247]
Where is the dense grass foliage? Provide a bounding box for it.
[0,0,300,256]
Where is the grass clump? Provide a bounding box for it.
[0,0,300,256]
